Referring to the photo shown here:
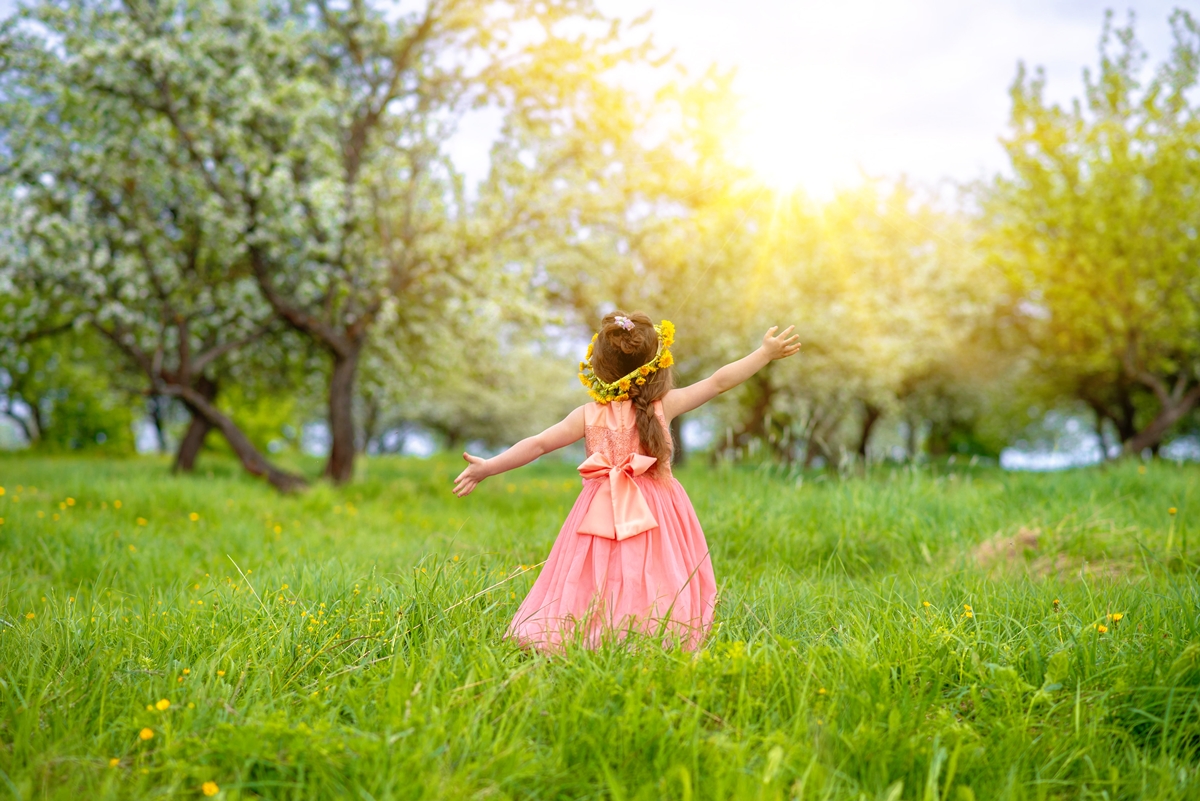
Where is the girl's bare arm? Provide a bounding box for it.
[453,405,587,497]
[661,326,801,421]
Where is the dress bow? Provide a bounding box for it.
[576,452,659,540]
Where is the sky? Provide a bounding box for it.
[1,0,1183,196]
[591,0,1181,196]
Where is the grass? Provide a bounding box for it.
[0,453,1198,800]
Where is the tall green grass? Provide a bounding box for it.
[1,454,1197,800]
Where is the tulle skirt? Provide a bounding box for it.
[506,475,717,651]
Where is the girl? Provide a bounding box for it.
[453,312,801,650]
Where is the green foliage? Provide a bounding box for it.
[984,10,1200,452]
[1,456,1198,799]
[0,335,136,454]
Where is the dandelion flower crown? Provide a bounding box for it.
[578,319,676,404]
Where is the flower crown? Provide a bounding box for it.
[578,319,676,404]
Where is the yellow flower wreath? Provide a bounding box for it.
[577,320,675,404]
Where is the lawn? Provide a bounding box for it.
[1,454,1198,800]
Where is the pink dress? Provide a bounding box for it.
[507,399,717,650]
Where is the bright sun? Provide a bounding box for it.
[727,96,861,198]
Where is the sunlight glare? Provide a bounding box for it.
[728,99,857,198]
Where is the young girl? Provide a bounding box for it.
[453,312,801,650]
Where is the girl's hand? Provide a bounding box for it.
[762,325,802,360]
[453,452,490,497]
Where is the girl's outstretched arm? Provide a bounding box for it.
[662,326,801,420]
[453,405,587,497]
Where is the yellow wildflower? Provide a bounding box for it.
[25,612,34,620]
[109,758,120,768]
[1096,624,1108,634]
[0,486,5,496]
[639,365,651,375]
[113,500,122,509]
[922,601,930,607]
[217,670,226,677]
[659,350,674,368]
[578,372,591,388]
[636,377,646,385]
[202,782,220,797]
[1109,613,1124,622]
[618,378,631,391]
[155,699,170,711]
[139,728,154,741]
[136,517,147,526]
[963,604,972,611]
[189,512,199,522]
[1169,507,1177,515]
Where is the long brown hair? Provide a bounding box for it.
[590,311,674,473]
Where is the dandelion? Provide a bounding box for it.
[1169,507,1177,515]
[155,699,170,711]
[818,687,827,695]
[109,758,120,767]
[183,668,190,675]
[202,781,220,797]
[963,604,972,611]
[136,517,147,526]
[188,702,195,709]
[25,613,34,620]
[138,728,154,741]
[0,518,4,526]
[66,497,75,506]
[217,670,225,677]
[129,545,137,552]
[189,513,200,522]
[965,610,974,618]
[0,486,5,496]
[114,500,122,509]
[274,525,282,534]
[1109,613,1124,622]
[52,513,60,521]
[1096,624,1108,633]
[922,601,931,608]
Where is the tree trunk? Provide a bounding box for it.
[166,383,307,493]
[1123,385,1200,456]
[359,396,380,455]
[324,345,361,484]
[148,396,169,453]
[173,376,218,473]
[670,413,686,467]
[857,402,882,459]
[906,416,920,461]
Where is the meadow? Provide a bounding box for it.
[0,454,1198,800]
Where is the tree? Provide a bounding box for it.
[35,0,651,484]
[0,4,306,489]
[984,10,1200,455]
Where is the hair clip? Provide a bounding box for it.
[614,315,635,331]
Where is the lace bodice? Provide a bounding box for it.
[583,400,672,476]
